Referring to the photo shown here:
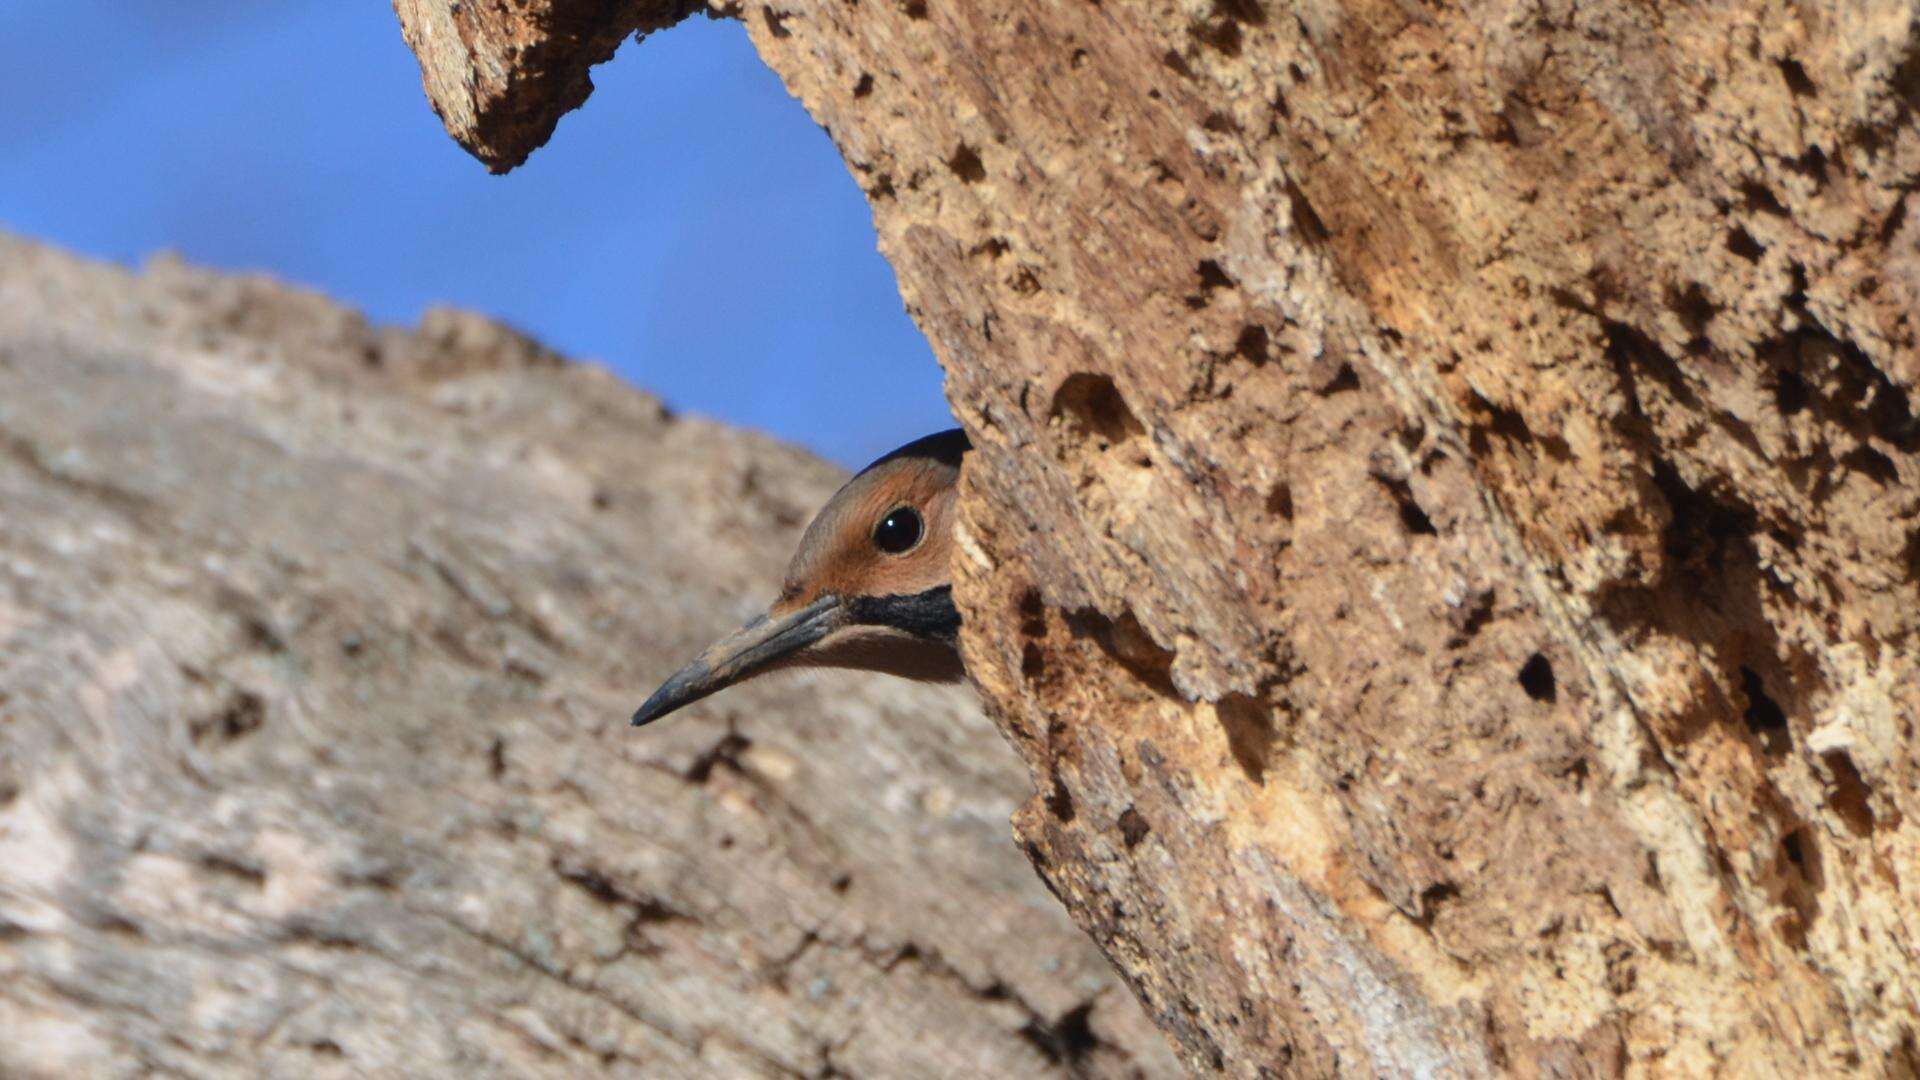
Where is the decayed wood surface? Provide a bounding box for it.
[0,234,1182,1078]
[392,0,705,172]
[400,3,1920,1073]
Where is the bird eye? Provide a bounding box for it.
[873,506,923,554]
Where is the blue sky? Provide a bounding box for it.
[0,3,949,469]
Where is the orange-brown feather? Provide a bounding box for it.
[773,453,960,615]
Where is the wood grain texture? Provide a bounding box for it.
[399,2,1920,1072]
[0,235,1180,1079]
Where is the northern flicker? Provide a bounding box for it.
[631,429,969,727]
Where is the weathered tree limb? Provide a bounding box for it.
[392,0,704,172]
[397,3,1920,1073]
[0,235,1180,1078]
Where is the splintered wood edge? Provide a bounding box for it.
[392,0,704,173]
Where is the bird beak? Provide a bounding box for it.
[630,595,845,727]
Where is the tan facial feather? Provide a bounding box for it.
[775,453,960,613]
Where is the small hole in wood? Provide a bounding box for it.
[1740,666,1789,755]
[1518,653,1556,703]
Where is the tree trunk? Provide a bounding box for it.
[398,2,1920,1073]
[0,236,1181,1078]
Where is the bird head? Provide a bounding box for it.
[631,429,970,727]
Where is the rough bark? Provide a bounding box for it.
[392,0,706,171]
[400,3,1920,1073]
[0,234,1182,1079]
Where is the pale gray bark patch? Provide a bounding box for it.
[0,236,1181,1079]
